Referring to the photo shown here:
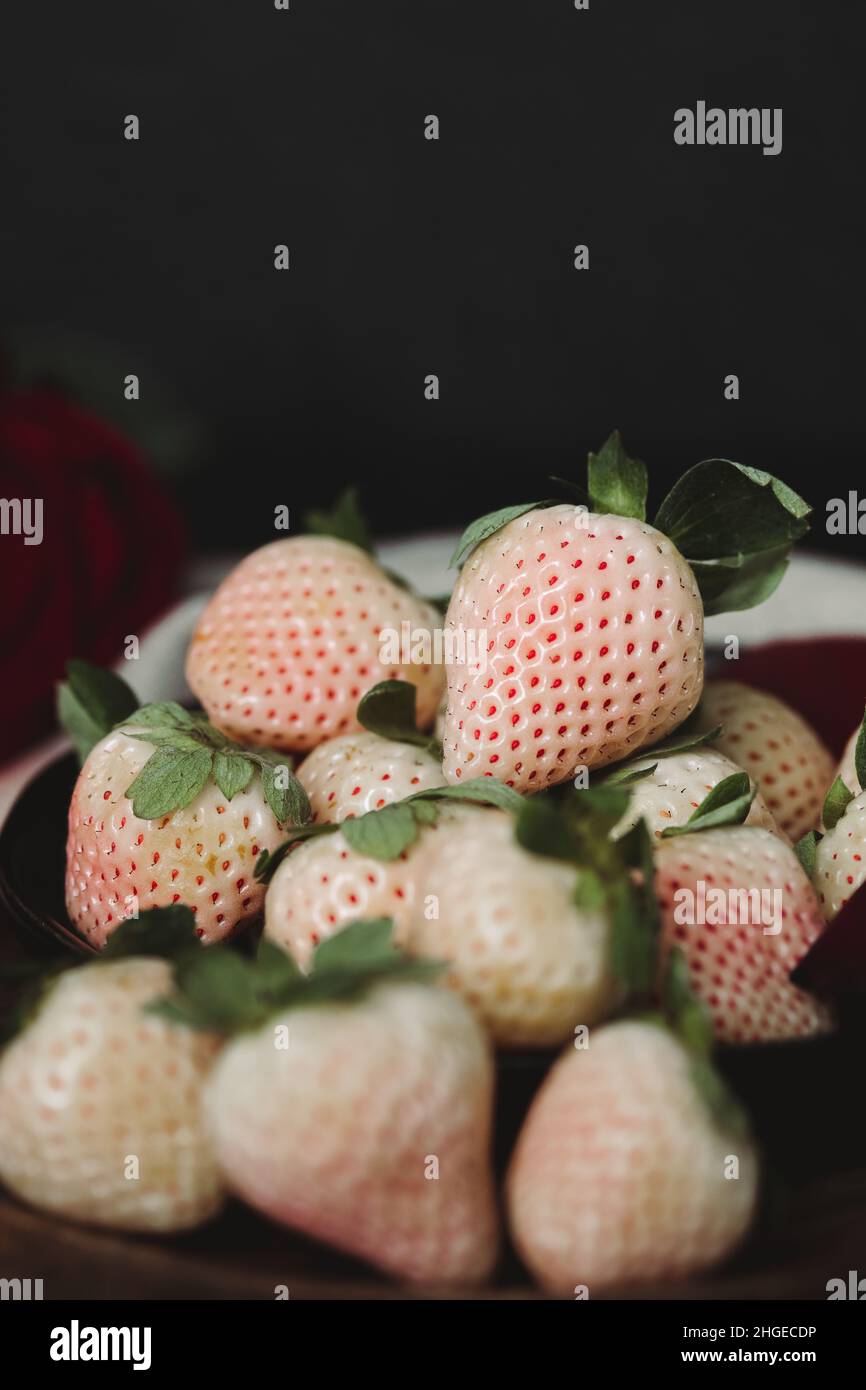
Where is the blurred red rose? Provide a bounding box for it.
[0,385,185,764]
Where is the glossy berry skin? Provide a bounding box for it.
[406,808,620,1046]
[654,827,831,1043]
[66,731,286,947]
[205,982,499,1284]
[0,959,224,1233]
[814,791,866,920]
[693,681,834,842]
[186,537,445,755]
[611,748,780,842]
[442,507,704,791]
[296,731,446,823]
[507,1021,758,1294]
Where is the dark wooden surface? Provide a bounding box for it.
[3,1166,866,1300]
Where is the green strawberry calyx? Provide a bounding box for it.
[254,776,525,882]
[57,660,311,826]
[514,786,660,1005]
[794,828,821,876]
[449,430,811,617]
[303,485,375,554]
[57,659,139,764]
[304,489,432,601]
[149,918,445,1035]
[822,776,854,833]
[658,770,755,838]
[356,680,441,756]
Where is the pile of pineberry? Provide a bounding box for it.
[2,435,863,1294]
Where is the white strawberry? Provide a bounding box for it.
[692,680,834,841]
[168,921,500,1284]
[60,670,311,948]
[441,438,808,793]
[295,680,446,822]
[814,789,866,922]
[442,505,704,788]
[297,732,445,823]
[0,913,224,1233]
[405,805,620,1046]
[654,826,831,1042]
[507,1017,758,1294]
[186,532,444,755]
[66,731,289,947]
[263,829,425,968]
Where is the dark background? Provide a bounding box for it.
[1,0,862,552]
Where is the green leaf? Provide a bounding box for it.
[253,823,337,883]
[304,486,374,553]
[57,683,110,765]
[99,905,201,961]
[149,921,446,1036]
[661,771,754,838]
[258,761,312,826]
[655,460,811,557]
[147,997,215,1031]
[854,709,866,792]
[169,948,266,1032]
[124,701,204,731]
[125,746,214,819]
[609,818,659,997]
[254,938,304,997]
[662,948,714,1055]
[586,430,647,521]
[653,460,811,615]
[213,750,255,800]
[572,785,632,829]
[688,546,793,617]
[687,770,751,817]
[450,503,543,568]
[357,680,430,748]
[794,829,820,877]
[572,868,607,911]
[514,797,580,862]
[124,727,208,752]
[515,788,659,1002]
[412,778,525,812]
[602,762,658,787]
[642,722,724,761]
[304,919,445,1003]
[57,660,139,762]
[823,775,854,832]
[312,918,398,974]
[342,802,421,861]
[66,659,139,729]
